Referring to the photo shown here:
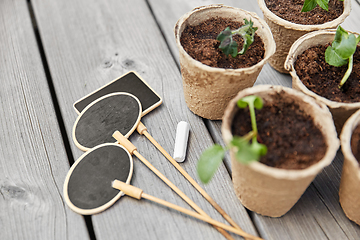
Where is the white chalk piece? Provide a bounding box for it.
[173,121,190,162]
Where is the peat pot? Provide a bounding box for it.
[339,109,360,225]
[285,29,360,134]
[257,0,350,73]
[222,85,339,217]
[174,4,275,120]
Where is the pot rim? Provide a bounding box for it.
[174,4,276,75]
[340,109,360,178]
[285,29,360,109]
[257,0,351,31]
[222,85,339,180]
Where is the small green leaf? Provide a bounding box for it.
[237,99,249,108]
[216,27,232,42]
[197,144,225,184]
[239,34,253,55]
[316,0,329,11]
[217,18,257,57]
[333,26,348,47]
[335,34,357,59]
[302,0,329,12]
[231,137,258,164]
[325,25,358,89]
[301,0,318,12]
[250,141,268,157]
[219,39,238,57]
[325,46,348,67]
[237,95,263,110]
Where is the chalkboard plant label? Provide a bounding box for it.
[197,95,267,184]
[257,0,350,73]
[339,109,360,226]
[221,85,339,217]
[174,4,275,120]
[285,28,360,133]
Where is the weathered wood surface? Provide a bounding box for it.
[2,0,360,239]
[148,0,360,239]
[0,0,88,239]
[31,0,258,239]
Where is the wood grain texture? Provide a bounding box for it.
[147,0,360,239]
[0,0,88,239]
[31,0,258,239]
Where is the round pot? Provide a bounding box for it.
[222,85,339,217]
[257,0,351,73]
[339,109,360,225]
[285,29,360,134]
[174,4,275,120]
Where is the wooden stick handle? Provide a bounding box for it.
[113,131,137,154]
[112,130,234,240]
[112,180,143,199]
[112,181,261,240]
[138,124,244,231]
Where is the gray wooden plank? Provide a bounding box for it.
[147,0,360,239]
[0,0,88,239]
[32,0,259,239]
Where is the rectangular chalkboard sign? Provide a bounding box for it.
[73,71,162,116]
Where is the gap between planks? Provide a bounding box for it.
[27,1,97,240]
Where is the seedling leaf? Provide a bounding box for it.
[325,26,359,88]
[251,141,268,157]
[197,95,266,183]
[302,0,319,12]
[231,137,257,164]
[197,144,225,184]
[230,136,267,164]
[217,18,258,57]
[217,27,232,42]
[325,46,348,67]
[334,33,356,59]
[316,0,329,11]
[302,0,329,12]
[237,95,263,110]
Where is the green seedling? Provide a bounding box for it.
[325,26,360,89]
[197,95,267,184]
[301,0,343,12]
[216,19,258,58]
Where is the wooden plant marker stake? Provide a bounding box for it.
[72,72,247,237]
[136,122,244,232]
[63,143,133,215]
[112,131,234,240]
[112,180,262,240]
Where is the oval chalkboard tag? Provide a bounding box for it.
[73,92,142,151]
[63,143,133,215]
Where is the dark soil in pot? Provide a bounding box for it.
[294,44,360,103]
[180,17,265,69]
[265,0,344,25]
[351,124,360,164]
[231,92,327,169]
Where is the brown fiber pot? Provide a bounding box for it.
[285,29,360,134]
[222,85,339,217]
[174,5,275,120]
[339,109,360,225]
[257,0,351,73]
